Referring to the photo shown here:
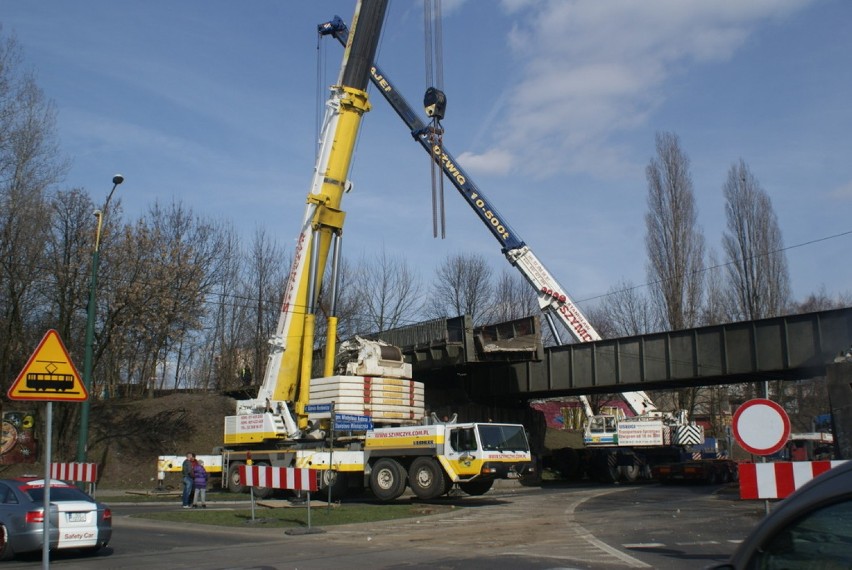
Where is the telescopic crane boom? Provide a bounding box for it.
[319,16,657,419]
[228,0,389,442]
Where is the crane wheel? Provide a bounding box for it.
[408,457,446,500]
[620,463,641,482]
[320,470,351,501]
[458,479,493,496]
[227,462,247,494]
[369,458,406,501]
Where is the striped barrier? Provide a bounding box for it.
[238,465,318,492]
[739,460,848,499]
[50,462,98,483]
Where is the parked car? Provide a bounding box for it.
[0,478,111,560]
[713,460,852,569]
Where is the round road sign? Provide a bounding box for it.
[732,398,791,455]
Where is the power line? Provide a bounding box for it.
[4,227,850,328]
[578,228,852,304]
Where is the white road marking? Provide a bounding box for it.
[557,487,653,568]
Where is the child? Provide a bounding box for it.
[192,459,209,508]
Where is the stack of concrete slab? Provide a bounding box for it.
[308,375,425,425]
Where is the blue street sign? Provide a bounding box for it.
[333,413,373,431]
[305,403,333,413]
[335,413,371,423]
[334,421,373,431]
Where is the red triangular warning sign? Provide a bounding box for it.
[7,330,88,402]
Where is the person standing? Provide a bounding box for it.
[181,452,196,508]
[192,459,209,508]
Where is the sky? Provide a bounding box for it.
[3,0,851,320]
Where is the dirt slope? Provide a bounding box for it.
[1,393,235,490]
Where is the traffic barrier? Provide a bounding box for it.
[739,460,848,499]
[50,462,98,483]
[238,465,318,491]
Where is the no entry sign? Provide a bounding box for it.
[732,398,791,455]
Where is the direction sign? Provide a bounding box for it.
[732,398,790,455]
[7,330,88,402]
[335,413,371,423]
[333,413,373,431]
[334,421,374,431]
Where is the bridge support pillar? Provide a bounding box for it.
[827,359,852,460]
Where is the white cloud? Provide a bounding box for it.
[831,180,852,200]
[488,0,812,177]
[440,0,470,16]
[457,148,514,176]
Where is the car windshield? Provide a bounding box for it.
[23,486,94,503]
[589,416,616,433]
[477,424,530,452]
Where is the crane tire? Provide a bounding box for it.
[458,479,493,496]
[227,462,247,494]
[369,458,406,501]
[408,457,446,500]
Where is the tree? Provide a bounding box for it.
[352,246,422,333]
[0,30,67,390]
[427,252,493,325]
[644,131,705,415]
[484,269,538,325]
[721,159,790,320]
[591,279,658,338]
[203,225,248,392]
[700,248,731,326]
[645,131,705,330]
[42,188,95,346]
[105,201,222,396]
[242,227,286,390]
[793,286,852,313]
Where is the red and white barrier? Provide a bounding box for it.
[50,462,98,483]
[238,465,318,492]
[739,460,847,499]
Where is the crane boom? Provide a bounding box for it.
[230,1,389,441]
[319,16,657,417]
[198,3,533,502]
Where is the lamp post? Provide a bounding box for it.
[76,174,124,464]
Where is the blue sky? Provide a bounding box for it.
[3,0,851,315]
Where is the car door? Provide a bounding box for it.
[444,426,481,478]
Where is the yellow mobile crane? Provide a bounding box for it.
[212,0,532,501]
[226,1,388,442]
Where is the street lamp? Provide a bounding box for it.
[76,174,124,464]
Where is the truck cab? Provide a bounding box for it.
[364,422,533,501]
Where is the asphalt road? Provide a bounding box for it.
[2,482,766,569]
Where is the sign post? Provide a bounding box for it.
[7,330,89,569]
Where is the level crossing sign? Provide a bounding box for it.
[7,330,88,402]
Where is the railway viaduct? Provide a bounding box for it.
[374,307,852,459]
